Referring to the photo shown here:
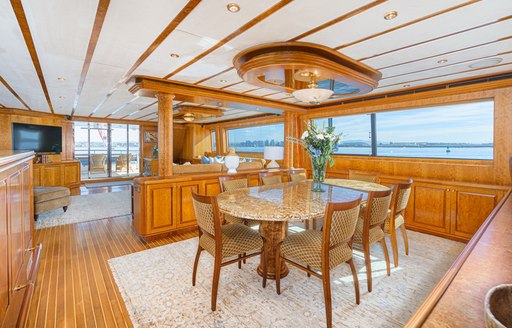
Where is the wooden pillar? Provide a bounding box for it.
[156,93,175,176]
[284,112,301,168]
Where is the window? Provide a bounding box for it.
[74,122,140,180]
[211,130,217,152]
[227,123,284,152]
[315,114,372,155]
[316,100,494,160]
[376,100,493,159]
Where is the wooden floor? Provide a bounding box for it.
[26,191,197,327]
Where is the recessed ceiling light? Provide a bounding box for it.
[217,102,223,106]
[59,95,66,99]
[437,59,448,64]
[469,57,503,69]
[57,77,66,81]
[220,79,228,83]
[384,11,398,20]
[402,84,410,88]
[169,53,180,58]
[227,3,240,13]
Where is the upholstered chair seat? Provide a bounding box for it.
[353,219,385,245]
[199,223,263,260]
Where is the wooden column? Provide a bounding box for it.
[157,93,175,176]
[284,112,301,168]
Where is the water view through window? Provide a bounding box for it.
[228,123,284,152]
[314,100,494,160]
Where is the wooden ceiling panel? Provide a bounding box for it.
[302,0,467,49]
[23,0,98,115]
[0,1,50,112]
[380,39,512,79]
[364,19,512,69]
[342,0,511,60]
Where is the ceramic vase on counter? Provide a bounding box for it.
[224,148,240,174]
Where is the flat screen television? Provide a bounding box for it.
[12,123,62,153]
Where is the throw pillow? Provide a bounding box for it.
[201,156,210,164]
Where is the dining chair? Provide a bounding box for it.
[352,189,393,292]
[218,174,259,228]
[191,191,263,311]
[348,169,379,183]
[385,179,413,267]
[268,195,362,328]
[90,154,107,173]
[258,171,283,185]
[287,169,307,182]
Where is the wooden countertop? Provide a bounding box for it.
[0,150,35,169]
[406,189,512,327]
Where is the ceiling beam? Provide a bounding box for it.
[174,105,224,117]
[128,75,306,112]
[10,0,54,113]
[71,0,110,116]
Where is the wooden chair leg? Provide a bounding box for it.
[63,205,68,212]
[322,269,333,328]
[380,238,391,276]
[275,245,282,295]
[237,254,242,269]
[192,245,202,286]
[305,219,310,230]
[390,230,399,267]
[347,258,360,305]
[363,244,372,292]
[243,252,246,264]
[307,265,311,278]
[400,225,409,256]
[211,257,221,311]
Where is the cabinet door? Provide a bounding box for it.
[176,181,201,227]
[32,166,41,186]
[409,183,451,234]
[8,171,23,290]
[42,166,61,186]
[0,179,8,323]
[21,165,32,250]
[146,186,176,234]
[451,187,500,239]
[63,163,79,185]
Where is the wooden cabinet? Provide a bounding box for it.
[33,161,81,195]
[0,151,41,328]
[406,180,507,241]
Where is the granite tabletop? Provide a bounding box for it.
[216,179,389,222]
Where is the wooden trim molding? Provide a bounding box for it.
[0,76,32,110]
[10,0,54,114]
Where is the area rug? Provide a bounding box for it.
[35,191,131,229]
[109,230,465,328]
[84,180,133,188]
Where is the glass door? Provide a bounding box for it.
[88,123,109,179]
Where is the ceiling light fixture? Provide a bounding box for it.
[183,113,195,122]
[227,3,240,13]
[384,11,398,20]
[57,77,66,81]
[58,95,66,99]
[437,59,448,64]
[291,72,333,104]
[402,84,411,88]
[170,53,180,58]
[469,57,503,69]
[220,79,228,83]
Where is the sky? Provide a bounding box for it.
[317,100,494,144]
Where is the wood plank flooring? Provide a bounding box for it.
[26,205,197,327]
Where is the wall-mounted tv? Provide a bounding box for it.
[12,123,62,153]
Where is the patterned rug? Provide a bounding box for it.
[35,191,131,229]
[109,230,465,328]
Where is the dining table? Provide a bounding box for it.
[216,178,390,280]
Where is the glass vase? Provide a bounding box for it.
[311,156,327,192]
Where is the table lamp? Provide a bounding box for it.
[263,146,284,169]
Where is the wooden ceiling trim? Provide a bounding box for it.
[71,0,110,116]
[220,81,243,90]
[120,0,201,84]
[194,67,235,85]
[289,0,387,41]
[136,112,158,121]
[262,91,283,97]
[163,0,293,79]
[10,0,54,114]
[241,87,261,94]
[377,35,512,71]
[498,50,512,56]
[0,75,32,110]
[335,0,479,50]
[128,75,304,111]
[359,15,512,62]
[379,62,512,89]
[381,54,508,81]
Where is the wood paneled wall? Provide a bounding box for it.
[0,111,73,161]
[300,85,512,186]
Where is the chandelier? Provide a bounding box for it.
[291,72,333,104]
[183,113,195,122]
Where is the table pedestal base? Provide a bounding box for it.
[258,221,289,280]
